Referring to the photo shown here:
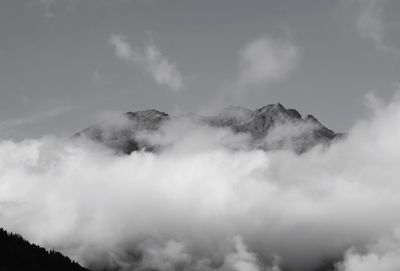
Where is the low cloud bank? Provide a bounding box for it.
[2,94,400,270]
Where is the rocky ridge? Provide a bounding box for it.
[76,103,342,154]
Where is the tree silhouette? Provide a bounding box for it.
[0,228,90,271]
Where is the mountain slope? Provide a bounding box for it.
[76,103,342,154]
[0,228,89,271]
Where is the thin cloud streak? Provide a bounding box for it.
[0,106,74,134]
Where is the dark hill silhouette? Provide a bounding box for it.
[0,228,89,271]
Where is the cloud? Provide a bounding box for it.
[5,91,400,270]
[109,34,184,92]
[209,35,301,108]
[255,120,325,152]
[353,0,386,50]
[134,235,280,271]
[347,0,400,53]
[237,36,300,88]
[135,117,252,153]
[109,35,134,61]
[223,236,267,271]
[337,229,400,271]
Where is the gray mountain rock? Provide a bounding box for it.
[76,104,342,154]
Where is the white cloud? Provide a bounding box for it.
[109,35,135,61]
[135,235,280,271]
[337,229,400,271]
[109,34,184,92]
[6,91,400,270]
[238,36,300,87]
[223,236,263,271]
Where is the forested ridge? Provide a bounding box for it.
[0,228,89,271]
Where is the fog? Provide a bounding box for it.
[1,93,400,270]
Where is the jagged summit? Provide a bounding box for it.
[76,103,341,154]
[125,109,169,130]
[125,109,168,120]
[253,103,301,121]
[255,103,285,115]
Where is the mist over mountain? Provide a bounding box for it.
[76,103,342,154]
[2,0,400,270]
[4,95,400,271]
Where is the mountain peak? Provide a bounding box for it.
[125,109,168,120]
[253,103,302,122]
[305,114,320,124]
[124,109,169,131]
[255,103,285,114]
[77,103,340,154]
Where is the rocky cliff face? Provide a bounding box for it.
[76,103,341,154]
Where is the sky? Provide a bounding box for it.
[4,2,400,270]
[0,0,400,139]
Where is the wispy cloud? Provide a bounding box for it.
[109,34,184,92]
[354,0,387,51]
[237,36,300,88]
[346,0,400,54]
[204,35,301,109]
[0,106,74,133]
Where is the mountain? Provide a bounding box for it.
[76,103,342,154]
[0,228,89,271]
[76,109,168,153]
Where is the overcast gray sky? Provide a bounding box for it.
[0,0,400,139]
